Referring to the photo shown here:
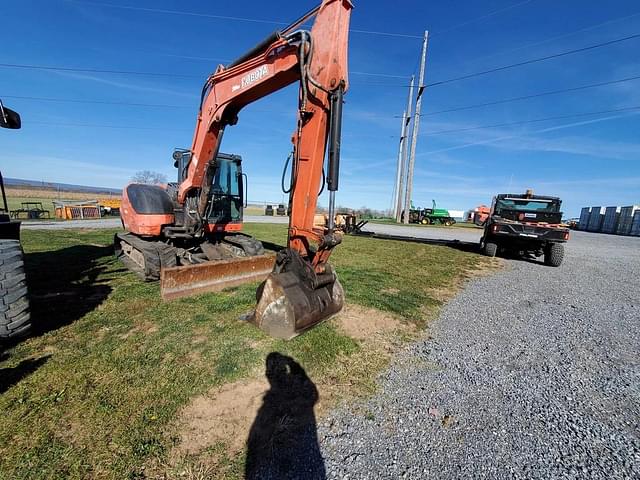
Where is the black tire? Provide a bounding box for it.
[483,241,498,258]
[544,243,564,267]
[0,239,31,339]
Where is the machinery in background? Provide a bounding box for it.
[408,200,457,226]
[314,212,368,235]
[480,190,570,266]
[116,0,352,339]
[0,101,31,339]
[467,205,490,225]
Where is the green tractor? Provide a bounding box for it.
[409,200,456,226]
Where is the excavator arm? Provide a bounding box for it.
[176,0,352,338]
[182,0,351,264]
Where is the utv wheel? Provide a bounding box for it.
[483,241,498,258]
[0,240,31,339]
[544,243,564,267]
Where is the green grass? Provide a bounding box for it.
[0,224,489,479]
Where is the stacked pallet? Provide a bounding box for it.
[586,207,605,232]
[601,206,621,234]
[616,205,640,235]
[631,211,640,237]
[578,207,591,231]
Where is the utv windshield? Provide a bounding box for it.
[495,198,560,213]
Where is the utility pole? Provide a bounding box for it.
[394,75,415,222]
[392,109,405,218]
[403,30,429,224]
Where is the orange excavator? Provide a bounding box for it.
[116,0,352,339]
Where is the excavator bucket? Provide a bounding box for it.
[249,249,344,340]
[160,254,276,300]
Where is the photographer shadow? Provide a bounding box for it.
[245,352,325,480]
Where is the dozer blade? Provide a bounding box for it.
[249,249,344,340]
[160,254,276,300]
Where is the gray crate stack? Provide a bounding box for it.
[601,206,621,234]
[578,207,591,231]
[579,204,640,235]
[587,207,605,232]
[631,210,640,237]
[616,205,640,235]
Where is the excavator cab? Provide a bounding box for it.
[206,153,244,230]
[173,150,246,232]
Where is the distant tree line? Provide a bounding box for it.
[131,170,168,185]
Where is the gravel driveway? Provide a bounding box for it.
[319,231,640,479]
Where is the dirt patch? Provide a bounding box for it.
[173,376,269,457]
[467,257,504,277]
[427,285,459,303]
[332,304,409,342]
[190,335,208,345]
[119,321,159,339]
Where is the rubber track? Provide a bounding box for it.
[115,233,177,281]
[224,234,265,256]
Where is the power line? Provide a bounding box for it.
[4,27,637,105]
[68,0,423,39]
[424,110,640,155]
[467,10,640,66]
[349,28,421,39]
[27,121,192,131]
[0,60,412,82]
[426,105,640,136]
[425,32,640,87]
[68,0,288,26]
[423,74,640,116]
[0,62,201,78]
[11,5,600,83]
[2,95,191,109]
[12,74,635,121]
[351,71,410,79]
[69,0,535,40]
[432,0,535,37]
[357,32,640,89]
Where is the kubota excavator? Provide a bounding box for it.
[115,0,352,339]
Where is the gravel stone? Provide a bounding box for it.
[319,231,640,479]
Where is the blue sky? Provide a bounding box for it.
[1,0,639,217]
